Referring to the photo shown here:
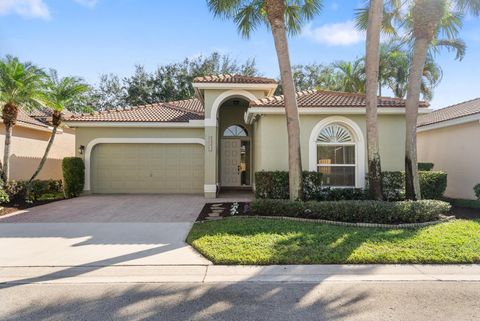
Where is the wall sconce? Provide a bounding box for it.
[78,145,85,155]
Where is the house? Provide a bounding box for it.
[0,108,75,181]
[64,74,429,198]
[418,98,480,200]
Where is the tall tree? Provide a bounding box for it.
[0,56,45,182]
[364,0,384,200]
[333,60,366,93]
[404,0,478,199]
[207,0,322,200]
[29,70,89,183]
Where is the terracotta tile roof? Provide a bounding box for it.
[1,109,50,131]
[193,74,277,84]
[250,89,429,108]
[67,98,204,122]
[417,98,480,127]
[30,108,74,119]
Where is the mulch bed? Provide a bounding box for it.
[196,202,250,222]
[450,206,480,219]
[0,198,65,217]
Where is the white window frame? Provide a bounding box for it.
[316,142,356,188]
[309,116,365,188]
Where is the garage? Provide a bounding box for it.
[91,143,204,194]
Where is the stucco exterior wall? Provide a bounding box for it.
[254,113,406,174]
[418,121,480,199]
[0,125,75,180]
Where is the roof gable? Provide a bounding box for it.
[193,74,277,84]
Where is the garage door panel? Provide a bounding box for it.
[92,143,204,194]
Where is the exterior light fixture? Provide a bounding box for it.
[79,145,85,155]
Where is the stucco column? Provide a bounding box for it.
[204,125,218,198]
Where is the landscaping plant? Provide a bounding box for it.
[62,157,85,198]
[474,183,480,200]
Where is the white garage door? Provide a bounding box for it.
[91,143,204,194]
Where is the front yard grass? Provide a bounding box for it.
[187,218,480,264]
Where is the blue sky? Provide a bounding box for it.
[1,0,479,109]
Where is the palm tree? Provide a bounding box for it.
[207,0,322,200]
[403,0,478,199]
[29,70,89,183]
[0,56,45,182]
[332,60,366,93]
[364,0,384,200]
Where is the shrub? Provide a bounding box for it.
[5,180,28,203]
[29,179,63,201]
[419,171,447,199]
[418,163,434,171]
[382,171,447,200]
[474,184,480,200]
[62,157,85,198]
[250,199,451,224]
[0,188,9,204]
[255,171,323,200]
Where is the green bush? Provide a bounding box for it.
[29,179,63,201]
[250,199,451,224]
[474,184,480,200]
[62,157,85,198]
[418,163,434,171]
[0,188,9,204]
[382,171,447,200]
[255,171,323,200]
[5,180,28,203]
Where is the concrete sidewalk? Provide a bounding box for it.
[2,264,480,284]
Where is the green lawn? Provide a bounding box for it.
[187,218,480,264]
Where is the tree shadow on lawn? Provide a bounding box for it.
[190,218,479,264]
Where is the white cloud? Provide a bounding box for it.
[0,0,50,19]
[74,0,98,9]
[302,20,365,46]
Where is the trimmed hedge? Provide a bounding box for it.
[250,199,451,224]
[255,171,323,200]
[62,157,85,198]
[418,162,434,171]
[382,171,447,200]
[0,188,9,204]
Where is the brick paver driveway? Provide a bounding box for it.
[0,195,212,271]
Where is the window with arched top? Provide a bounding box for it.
[223,125,247,137]
[317,123,356,187]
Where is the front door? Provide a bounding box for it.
[221,139,241,186]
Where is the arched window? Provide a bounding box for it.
[316,123,356,187]
[223,125,247,137]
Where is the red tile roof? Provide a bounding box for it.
[417,98,480,127]
[7,109,50,131]
[67,98,204,122]
[193,74,277,84]
[251,89,429,108]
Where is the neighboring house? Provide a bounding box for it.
[64,74,429,198]
[418,98,480,200]
[0,108,75,181]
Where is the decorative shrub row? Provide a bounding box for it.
[62,157,85,198]
[250,199,451,224]
[382,171,447,200]
[255,170,447,201]
[255,171,323,200]
[3,179,63,203]
[474,183,480,200]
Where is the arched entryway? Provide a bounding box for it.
[218,98,252,189]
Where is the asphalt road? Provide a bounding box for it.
[1,282,480,321]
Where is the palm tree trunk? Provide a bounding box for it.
[29,126,58,182]
[265,0,303,201]
[365,0,384,200]
[2,123,12,182]
[405,37,430,200]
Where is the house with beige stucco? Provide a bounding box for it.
[0,108,75,181]
[64,74,429,199]
[418,98,480,200]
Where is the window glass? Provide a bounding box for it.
[223,125,247,137]
[317,145,355,165]
[319,166,355,186]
